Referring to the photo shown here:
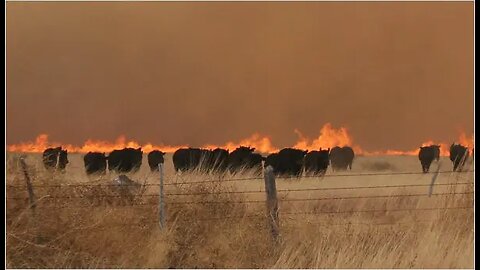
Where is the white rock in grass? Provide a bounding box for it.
[113,174,141,193]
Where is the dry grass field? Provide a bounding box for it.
[6,153,474,268]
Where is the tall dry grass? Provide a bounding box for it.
[5,153,474,268]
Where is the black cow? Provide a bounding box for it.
[304,148,330,176]
[432,145,441,161]
[209,148,229,173]
[148,150,166,172]
[58,149,69,170]
[172,148,203,172]
[269,148,307,177]
[83,152,107,175]
[329,146,355,171]
[248,153,265,175]
[227,146,264,175]
[264,153,279,171]
[108,148,143,173]
[42,147,69,171]
[199,149,214,171]
[418,145,439,173]
[172,148,230,173]
[450,144,469,172]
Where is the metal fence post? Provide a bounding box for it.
[263,165,279,242]
[158,163,165,229]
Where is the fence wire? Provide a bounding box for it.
[6,188,473,201]
[7,192,473,211]
[5,169,474,189]
[6,163,474,230]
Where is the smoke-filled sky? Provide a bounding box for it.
[6,2,473,151]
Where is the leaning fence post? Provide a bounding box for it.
[158,163,165,229]
[263,165,279,242]
[19,156,36,214]
[19,155,41,242]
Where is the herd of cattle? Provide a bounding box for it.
[39,143,472,177]
[418,144,471,172]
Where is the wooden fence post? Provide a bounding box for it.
[19,156,36,214]
[19,156,41,242]
[158,163,165,229]
[263,165,279,242]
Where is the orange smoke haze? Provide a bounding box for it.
[6,123,474,156]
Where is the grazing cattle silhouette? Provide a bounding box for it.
[172,147,246,174]
[247,152,265,175]
[227,146,264,175]
[172,148,205,172]
[449,144,469,172]
[329,146,355,171]
[148,150,166,172]
[268,148,307,177]
[431,144,441,161]
[83,152,107,175]
[209,148,229,173]
[304,148,330,176]
[108,148,143,173]
[264,153,279,171]
[42,147,69,171]
[418,145,440,173]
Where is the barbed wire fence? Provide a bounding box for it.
[6,160,475,242]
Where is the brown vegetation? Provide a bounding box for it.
[5,154,474,268]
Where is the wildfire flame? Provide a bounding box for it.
[6,124,474,157]
[459,132,474,150]
[6,134,189,154]
[293,123,363,154]
[203,133,278,153]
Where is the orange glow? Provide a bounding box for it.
[359,149,419,157]
[6,134,189,154]
[6,126,473,157]
[292,123,364,154]
[7,134,51,153]
[361,139,468,157]
[458,132,474,150]
[203,133,278,153]
[420,141,450,156]
[367,143,448,157]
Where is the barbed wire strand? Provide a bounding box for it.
[280,205,473,215]
[165,182,474,196]
[6,181,473,200]
[7,181,472,197]
[11,218,445,229]
[30,204,470,218]
[185,205,473,221]
[7,187,473,201]
[7,191,473,208]
[5,170,474,189]
[164,191,473,205]
[277,170,474,179]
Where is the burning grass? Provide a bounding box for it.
[6,124,474,157]
[5,154,474,268]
